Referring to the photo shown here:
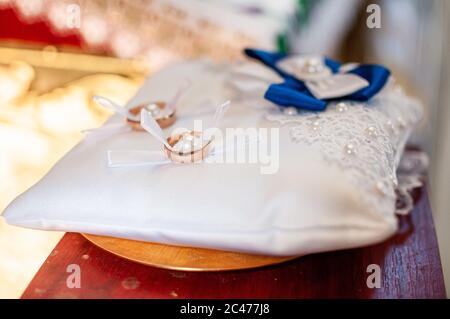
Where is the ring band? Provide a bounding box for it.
[126,101,176,130]
[164,131,213,164]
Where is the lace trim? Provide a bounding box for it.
[395,150,429,215]
[264,83,424,217]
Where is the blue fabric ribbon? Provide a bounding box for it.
[244,48,391,111]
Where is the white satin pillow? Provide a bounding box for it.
[2,60,422,256]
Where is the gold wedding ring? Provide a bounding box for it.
[126,101,176,130]
[164,131,213,164]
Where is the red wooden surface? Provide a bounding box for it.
[21,183,446,299]
[0,7,83,48]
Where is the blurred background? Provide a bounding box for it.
[0,0,448,298]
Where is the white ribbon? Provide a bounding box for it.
[107,133,259,168]
[83,79,192,136]
[107,100,232,168]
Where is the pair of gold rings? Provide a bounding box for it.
[127,101,212,164]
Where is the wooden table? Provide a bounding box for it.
[21,183,446,299]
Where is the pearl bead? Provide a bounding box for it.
[310,120,320,131]
[365,126,378,138]
[397,116,406,128]
[344,143,356,155]
[336,102,349,112]
[375,181,388,195]
[283,107,298,116]
[145,103,173,119]
[394,85,403,93]
[172,134,204,153]
[146,103,161,117]
[386,120,396,133]
[302,58,324,74]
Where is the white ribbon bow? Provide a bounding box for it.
[107,100,239,168]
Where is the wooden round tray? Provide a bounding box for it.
[82,233,298,271]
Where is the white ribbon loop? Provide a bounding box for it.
[81,123,132,136]
[85,79,192,135]
[210,100,230,129]
[93,95,129,117]
[108,131,259,167]
[107,150,170,168]
[140,109,173,150]
[305,74,369,100]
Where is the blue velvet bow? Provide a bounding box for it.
[244,48,391,111]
